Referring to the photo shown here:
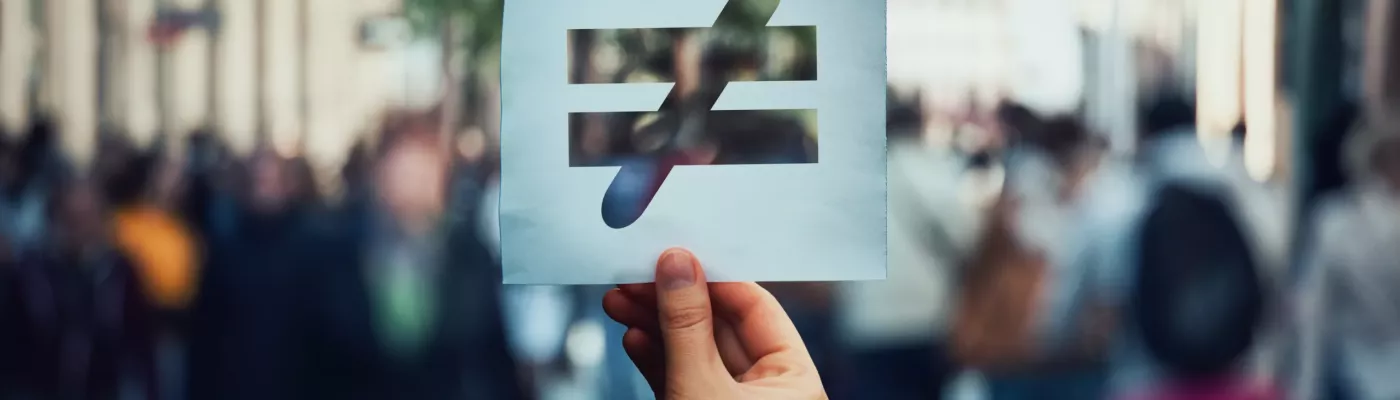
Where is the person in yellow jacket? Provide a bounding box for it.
[107,151,200,312]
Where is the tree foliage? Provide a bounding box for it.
[403,0,504,56]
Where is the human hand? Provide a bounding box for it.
[602,248,827,399]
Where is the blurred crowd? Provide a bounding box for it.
[0,110,532,399]
[1,6,1398,400]
[858,83,1400,400]
[3,81,1398,400]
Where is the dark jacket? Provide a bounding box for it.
[293,209,525,399]
[186,208,315,400]
[0,249,159,400]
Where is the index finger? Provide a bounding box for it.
[708,282,813,367]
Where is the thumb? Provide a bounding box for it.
[653,248,724,379]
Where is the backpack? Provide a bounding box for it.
[951,196,1049,369]
[1132,181,1263,379]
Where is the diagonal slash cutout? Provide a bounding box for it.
[567,0,817,229]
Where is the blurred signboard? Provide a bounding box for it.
[149,8,221,47]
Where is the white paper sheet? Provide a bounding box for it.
[499,0,887,284]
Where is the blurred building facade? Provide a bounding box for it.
[887,0,1008,118]
[1,0,446,173]
[0,0,38,138]
[886,0,1204,153]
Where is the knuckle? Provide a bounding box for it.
[663,304,710,331]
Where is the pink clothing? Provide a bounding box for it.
[1119,379,1281,400]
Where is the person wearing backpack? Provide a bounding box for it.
[954,94,1285,399]
[1116,183,1278,400]
[952,111,1114,400]
[1075,94,1285,397]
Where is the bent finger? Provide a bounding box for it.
[714,317,755,376]
[709,282,813,368]
[617,283,657,307]
[603,289,659,331]
[623,327,666,394]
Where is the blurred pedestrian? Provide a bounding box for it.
[108,151,200,315]
[180,131,231,239]
[341,141,373,212]
[1295,120,1400,400]
[1118,183,1276,400]
[2,117,58,257]
[1218,121,1290,383]
[0,175,160,399]
[0,134,17,392]
[1059,94,1284,397]
[294,113,525,399]
[0,136,17,264]
[956,112,1111,400]
[106,148,199,400]
[286,156,322,210]
[1307,101,1361,201]
[186,146,312,400]
[836,92,983,399]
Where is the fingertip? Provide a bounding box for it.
[621,327,662,369]
[656,248,700,291]
[617,283,657,304]
[660,247,694,260]
[622,327,653,350]
[602,289,630,320]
